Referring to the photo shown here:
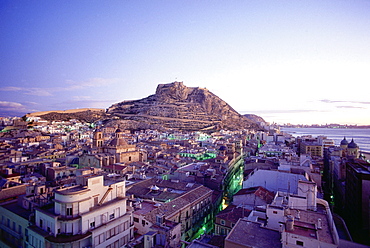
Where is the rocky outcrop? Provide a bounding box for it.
[106,82,261,131]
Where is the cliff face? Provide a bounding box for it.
[107,82,260,131]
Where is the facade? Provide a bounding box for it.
[214,205,251,236]
[344,159,370,244]
[300,141,323,157]
[0,201,31,248]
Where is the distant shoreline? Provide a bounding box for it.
[279,125,370,129]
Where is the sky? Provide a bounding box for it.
[1,0,370,125]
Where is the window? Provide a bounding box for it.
[109,213,115,220]
[273,211,278,214]
[142,220,145,226]
[66,207,72,216]
[90,221,95,229]
[221,220,225,225]
[296,241,304,246]
[133,217,139,222]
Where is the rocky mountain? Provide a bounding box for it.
[26,82,264,131]
[106,82,261,131]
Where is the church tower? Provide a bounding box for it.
[340,137,349,157]
[93,129,104,150]
[347,138,359,159]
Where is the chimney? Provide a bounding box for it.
[317,218,322,230]
[286,215,294,231]
[156,214,165,226]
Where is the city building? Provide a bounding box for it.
[344,159,370,244]
[20,174,132,248]
[214,204,251,236]
[300,141,323,158]
[79,128,142,168]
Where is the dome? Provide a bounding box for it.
[115,128,122,133]
[340,137,349,146]
[108,137,128,147]
[348,139,358,149]
[219,145,227,151]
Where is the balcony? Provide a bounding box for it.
[45,231,92,244]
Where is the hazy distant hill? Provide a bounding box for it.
[243,114,266,124]
[27,108,107,123]
[106,82,261,131]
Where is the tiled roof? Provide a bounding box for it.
[216,205,251,224]
[234,186,274,203]
[144,185,212,223]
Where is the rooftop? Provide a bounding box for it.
[286,208,335,245]
[54,185,91,195]
[225,219,281,248]
[1,200,32,220]
[347,159,370,175]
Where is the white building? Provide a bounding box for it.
[30,175,133,248]
[243,168,309,194]
[266,180,339,248]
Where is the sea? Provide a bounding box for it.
[280,127,370,153]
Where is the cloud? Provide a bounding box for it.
[320,99,370,105]
[0,86,53,96]
[0,101,36,116]
[336,106,365,109]
[0,86,23,91]
[240,109,323,114]
[0,78,121,96]
[64,78,120,91]
[51,99,115,109]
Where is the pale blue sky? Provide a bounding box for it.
[1,0,370,124]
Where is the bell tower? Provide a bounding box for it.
[93,129,104,150]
